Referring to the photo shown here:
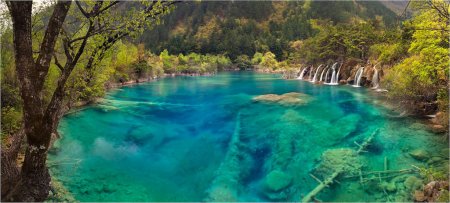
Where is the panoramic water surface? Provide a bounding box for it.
[48,72,448,202]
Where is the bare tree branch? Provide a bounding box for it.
[53,54,64,71]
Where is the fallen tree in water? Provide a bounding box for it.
[301,129,378,202]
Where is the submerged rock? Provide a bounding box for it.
[409,149,430,161]
[421,181,450,202]
[315,148,362,177]
[253,92,310,106]
[439,148,450,159]
[96,104,119,112]
[208,186,238,202]
[429,124,446,134]
[427,156,444,165]
[414,190,427,202]
[381,181,397,192]
[264,170,292,191]
[327,114,361,140]
[404,176,423,191]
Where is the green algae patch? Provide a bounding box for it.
[315,148,363,177]
[264,170,293,191]
[409,149,430,161]
[325,114,361,144]
[253,92,311,106]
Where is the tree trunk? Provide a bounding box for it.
[1,129,24,197]
[3,1,72,201]
[6,140,51,202]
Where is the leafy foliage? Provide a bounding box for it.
[383,1,449,111]
[235,55,252,70]
[141,1,397,60]
[1,107,22,142]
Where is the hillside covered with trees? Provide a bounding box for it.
[140,1,399,60]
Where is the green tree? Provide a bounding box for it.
[383,0,449,114]
[260,51,278,71]
[2,1,176,200]
[235,55,252,70]
[251,52,263,65]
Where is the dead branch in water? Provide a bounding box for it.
[301,171,342,202]
[301,129,379,202]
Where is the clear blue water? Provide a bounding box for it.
[48,72,448,202]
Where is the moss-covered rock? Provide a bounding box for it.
[404,176,423,191]
[409,149,430,161]
[315,148,362,177]
[264,170,293,191]
[326,114,361,143]
[208,186,238,202]
[253,92,311,106]
[381,181,397,192]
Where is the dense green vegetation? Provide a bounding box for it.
[140,1,398,60]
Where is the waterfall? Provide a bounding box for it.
[325,62,339,85]
[324,68,331,83]
[353,66,364,87]
[308,66,315,81]
[311,64,323,83]
[319,66,328,82]
[297,67,308,80]
[372,65,379,89]
[294,67,302,79]
[335,64,342,83]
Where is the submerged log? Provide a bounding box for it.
[301,171,341,202]
[206,113,243,201]
[301,129,379,202]
[343,168,416,179]
[356,129,378,154]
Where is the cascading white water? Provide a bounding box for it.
[319,66,328,82]
[353,66,364,87]
[297,67,308,80]
[308,66,315,81]
[324,68,331,83]
[335,64,342,84]
[311,64,323,83]
[295,67,302,78]
[325,62,339,85]
[372,65,379,89]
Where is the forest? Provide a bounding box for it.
[1,0,449,202]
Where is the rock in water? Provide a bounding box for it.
[414,190,426,202]
[253,94,281,102]
[208,186,238,202]
[326,114,361,143]
[409,149,430,161]
[253,92,310,106]
[381,181,397,192]
[264,170,292,191]
[429,124,446,133]
[404,176,423,191]
[314,148,363,177]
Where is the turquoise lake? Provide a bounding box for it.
[48,72,449,202]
